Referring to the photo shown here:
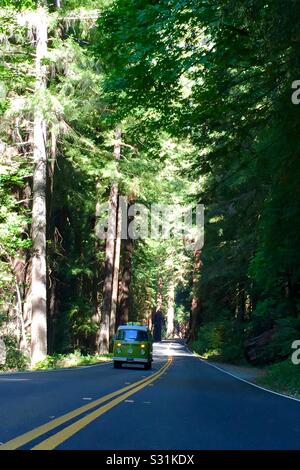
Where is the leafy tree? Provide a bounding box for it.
[96,0,300,362]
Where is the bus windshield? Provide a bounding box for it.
[117,329,148,342]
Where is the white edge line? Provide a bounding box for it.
[188,346,300,403]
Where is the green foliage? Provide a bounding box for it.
[130,237,192,328]
[258,359,300,398]
[0,161,31,315]
[0,1,35,9]
[32,350,112,370]
[0,336,29,371]
[265,318,300,363]
[0,1,108,356]
[191,320,244,363]
[96,0,300,365]
[1,0,299,370]
[250,299,278,334]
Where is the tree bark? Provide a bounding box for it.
[190,250,201,342]
[31,7,48,365]
[99,129,121,354]
[152,278,164,341]
[117,203,134,328]
[156,277,163,312]
[110,199,122,345]
[117,237,133,327]
[15,281,28,352]
[99,189,117,354]
[166,280,175,338]
[235,283,246,322]
[92,184,104,353]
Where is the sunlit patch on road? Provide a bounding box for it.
[153,340,194,360]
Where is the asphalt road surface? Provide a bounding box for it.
[0,341,300,450]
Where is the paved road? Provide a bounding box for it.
[0,341,300,450]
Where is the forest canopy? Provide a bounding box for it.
[0,0,300,377]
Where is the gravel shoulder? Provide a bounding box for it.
[202,360,266,382]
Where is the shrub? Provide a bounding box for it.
[191,320,244,363]
[33,350,112,370]
[258,358,300,397]
[0,335,29,371]
[265,317,300,362]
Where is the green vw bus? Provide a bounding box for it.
[113,324,153,369]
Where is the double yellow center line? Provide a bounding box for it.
[0,357,172,450]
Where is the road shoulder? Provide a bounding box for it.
[204,360,265,382]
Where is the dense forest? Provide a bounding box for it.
[0,0,300,385]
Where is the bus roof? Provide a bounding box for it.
[117,325,148,331]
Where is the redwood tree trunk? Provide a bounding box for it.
[117,237,133,327]
[110,198,122,346]
[166,280,175,338]
[93,183,104,353]
[31,6,48,365]
[99,184,117,354]
[99,129,121,354]
[153,278,163,341]
[190,250,202,342]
